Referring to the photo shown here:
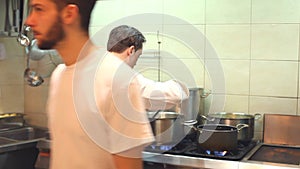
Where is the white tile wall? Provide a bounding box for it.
[252,0,300,23]
[205,25,251,59]
[218,60,250,95]
[251,24,299,61]
[206,0,251,24]
[90,0,164,26]
[249,96,298,132]
[249,96,297,116]
[250,60,298,97]
[163,0,205,24]
[160,58,205,88]
[223,95,249,113]
[205,94,250,114]
[204,59,227,94]
[161,32,202,59]
[162,24,205,59]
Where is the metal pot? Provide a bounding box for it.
[201,112,261,143]
[180,88,210,121]
[147,111,186,145]
[194,124,248,151]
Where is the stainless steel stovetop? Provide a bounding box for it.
[143,141,300,169]
[144,136,257,161]
[144,114,300,169]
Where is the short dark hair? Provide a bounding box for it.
[107,25,146,53]
[51,0,96,33]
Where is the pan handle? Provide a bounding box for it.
[254,113,262,120]
[236,123,249,132]
[201,89,211,98]
[148,109,163,122]
[183,120,198,131]
[199,115,215,122]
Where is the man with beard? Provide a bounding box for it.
[25,0,154,169]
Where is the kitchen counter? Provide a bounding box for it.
[0,126,48,150]
[0,126,49,169]
[143,151,239,169]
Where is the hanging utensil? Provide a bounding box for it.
[17,25,31,46]
[17,25,44,87]
[24,42,44,87]
[24,56,44,87]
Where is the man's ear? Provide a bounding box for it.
[62,4,79,24]
[128,46,135,55]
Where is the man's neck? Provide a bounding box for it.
[111,51,128,61]
[56,34,93,66]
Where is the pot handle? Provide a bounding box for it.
[254,113,262,120]
[199,115,215,122]
[149,109,162,122]
[183,120,198,131]
[201,89,211,98]
[236,123,249,132]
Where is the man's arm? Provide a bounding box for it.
[113,144,147,169]
[113,154,143,169]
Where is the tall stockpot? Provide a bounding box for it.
[147,111,185,145]
[201,112,261,143]
[180,88,210,121]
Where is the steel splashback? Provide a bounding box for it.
[264,114,300,146]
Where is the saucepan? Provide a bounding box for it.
[200,112,261,143]
[184,123,248,151]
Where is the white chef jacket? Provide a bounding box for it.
[135,74,189,111]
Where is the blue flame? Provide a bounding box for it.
[150,145,173,151]
[205,150,227,156]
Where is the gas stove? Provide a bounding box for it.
[144,134,257,161]
[144,114,300,169]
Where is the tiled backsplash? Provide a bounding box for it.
[0,37,25,114]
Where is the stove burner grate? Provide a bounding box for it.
[144,137,258,161]
[183,141,257,160]
[144,138,195,154]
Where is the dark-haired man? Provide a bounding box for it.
[26,1,154,169]
[107,25,189,111]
